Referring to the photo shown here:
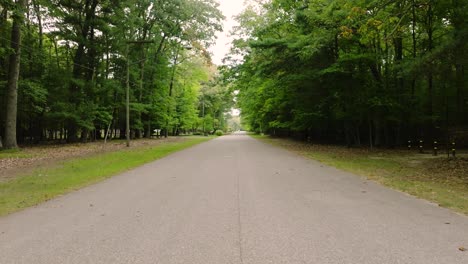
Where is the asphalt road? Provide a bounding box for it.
[1,134,467,264]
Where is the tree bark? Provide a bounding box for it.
[32,0,43,50]
[452,0,466,123]
[411,0,417,98]
[394,36,403,91]
[3,0,26,149]
[426,0,434,117]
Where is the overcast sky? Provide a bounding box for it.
[209,0,246,65]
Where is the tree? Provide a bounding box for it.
[228,0,468,147]
[0,0,224,147]
[3,0,26,149]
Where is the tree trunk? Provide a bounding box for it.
[394,36,403,92]
[32,0,43,50]
[368,116,373,150]
[145,120,151,139]
[354,125,361,147]
[67,0,98,142]
[427,1,434,117]
[452,0,467,123]
[455,62,465,121]
[135,46,147,139]
[3,0,26,149]
[411,0,417,98]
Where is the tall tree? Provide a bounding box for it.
[0,0,224,146]
[3,0,26,149]
[228,0,468,147]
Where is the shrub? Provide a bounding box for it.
[215,130,224,136]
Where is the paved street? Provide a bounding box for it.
[1,134,467,264]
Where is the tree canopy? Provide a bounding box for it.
[0,0,234,147]
[228,0,467,147]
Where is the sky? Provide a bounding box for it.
[209,1,246,65]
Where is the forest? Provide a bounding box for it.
[0,0,233,149]
[228,0,468,148]
[1,0,467,150]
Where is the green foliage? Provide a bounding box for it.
[215,130,224,136]
[197,72,234,134]
[228,0,468,146]
[0,0,225,144]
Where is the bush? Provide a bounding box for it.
[215,130,224,136]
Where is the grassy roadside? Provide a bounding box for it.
[252,135,468,215]
[0,149,32,159]
[0,137,211,216]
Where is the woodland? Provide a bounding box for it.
[228,0,467,148]
[1,0,467,150]
[0,0,233,149]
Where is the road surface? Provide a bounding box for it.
[1,134,467,264]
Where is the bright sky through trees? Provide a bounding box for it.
[209,0,245,65]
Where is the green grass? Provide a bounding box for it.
[0,149,32,159]
[0,137,211,216]
[253,135,468,215]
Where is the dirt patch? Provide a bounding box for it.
[0,137,186,182]
[424,157,468,182]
